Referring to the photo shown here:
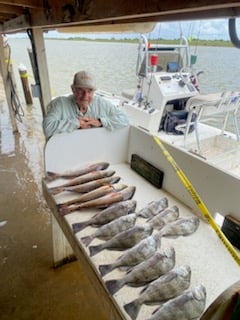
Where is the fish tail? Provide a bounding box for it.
[45,171,58,181]
[124,300,141,320]
[89,244,103,257]
[98,264,114,276]
[49,187,63,195]
[72,222,88,233]
[58,206,73,216]
[80,235,93,247]
[105,279,122,295]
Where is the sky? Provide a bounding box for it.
[7,18,239,41]
[46,19,234,41]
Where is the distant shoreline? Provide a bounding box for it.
[45,37,234,47]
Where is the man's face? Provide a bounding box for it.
[72,86,94,112]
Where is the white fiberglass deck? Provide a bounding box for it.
[43,126,240,320]
[159,123,240,178]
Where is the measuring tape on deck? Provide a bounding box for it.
[153,135,240,266]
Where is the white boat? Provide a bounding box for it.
[42,32,240,320]
[95,34,240,223]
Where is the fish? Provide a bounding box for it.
[58,183,127,207]
[81,213,137,247]
[45,161,109,181]
[147,205,180,230]
[89,224,153,257]
[72,200,137,233]
[59,186,136,216]
[146,284,206,320]
[136,197,168,218]
[124,265,191,320]
[105,247,175,295]
[49,169,115,194]
[99,235,160,277]
[157,216,200,238]
[51,175,121,194]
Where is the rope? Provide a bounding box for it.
[6,44,24,122]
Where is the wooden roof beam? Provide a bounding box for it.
[0,0,40,9]
[0,4,25,15]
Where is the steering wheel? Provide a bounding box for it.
[179,67,193,86]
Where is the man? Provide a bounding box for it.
[42,71,130,139]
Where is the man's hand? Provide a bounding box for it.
[79,117,102,129]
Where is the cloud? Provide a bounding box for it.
[151,19,230,40]
[7,18,236,41]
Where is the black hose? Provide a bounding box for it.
[229,18,240,49]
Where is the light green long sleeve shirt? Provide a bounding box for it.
[42,94,130,139]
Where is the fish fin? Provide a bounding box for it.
[152,306,161,315]
[89,244,103,257]
[49,187,63,195]
[98,264,114,277]
[127,280,152,287]
[105,279,122,295]
[139,284,148,295]
[72,222,88,233]
[123,300,141,320]
[162,235,178,239]
[80,235,93,247]
[119,265,130,272]
[58,206,71,216]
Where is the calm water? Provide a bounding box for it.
[7,38,240,99]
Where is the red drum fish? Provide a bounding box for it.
[46,161,109,181]
[59,186,136,216]
[49,169,115,194]
[50,176,121,195]
[58,183,127,207]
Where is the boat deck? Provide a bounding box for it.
[43,162,240,320]
[159,123,240,178]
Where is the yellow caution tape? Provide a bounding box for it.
[19,72,29,78]
[153,135,240,266]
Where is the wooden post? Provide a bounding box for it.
[18,64,33,105]
[29,28,52,117]
[0,35,18,133]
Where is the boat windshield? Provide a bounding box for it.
[137,34,191,77]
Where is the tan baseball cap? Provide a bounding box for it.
[72,71,96,90]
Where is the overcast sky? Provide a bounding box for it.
[43,18,238,41]
[7,18,239,41]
